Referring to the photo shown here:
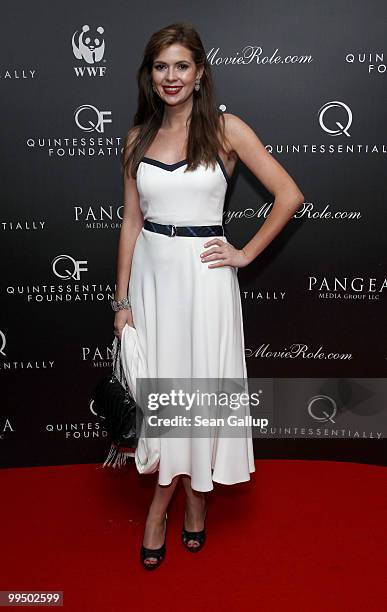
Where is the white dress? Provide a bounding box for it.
[119,153,255,492]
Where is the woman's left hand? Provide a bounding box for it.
[200,238,250,269]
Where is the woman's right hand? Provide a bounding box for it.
[114,308,134,340]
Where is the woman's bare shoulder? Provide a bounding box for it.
[221,112,264,158]
[122,125,142,168]
[124,125,141,148]
[222,112,250,141]
[219,112,243,160]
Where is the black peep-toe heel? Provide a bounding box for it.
[182,505,207,553]
[140,513,168,570]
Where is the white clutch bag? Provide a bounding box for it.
[120,323,160,474]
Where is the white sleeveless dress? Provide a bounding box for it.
[119,153,255,492]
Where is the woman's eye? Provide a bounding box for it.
[154,64,188,70]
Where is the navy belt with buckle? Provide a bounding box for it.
[144,219,225,238]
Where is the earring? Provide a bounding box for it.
[194,78,200,91]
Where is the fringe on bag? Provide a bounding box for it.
[101,336,136,469]
[102,441,136,469]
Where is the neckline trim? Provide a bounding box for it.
[140,154,230,184]
[142,157,188,171]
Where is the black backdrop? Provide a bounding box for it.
[1,0,386,469]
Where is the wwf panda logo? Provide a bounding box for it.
[72,24,105,64]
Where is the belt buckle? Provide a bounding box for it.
[170,224,177,237]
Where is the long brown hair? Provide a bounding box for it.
[121,21,231,179]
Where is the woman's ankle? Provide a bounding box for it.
[185,492,206,508]
[142,513,167,547]
[146,506,168,522]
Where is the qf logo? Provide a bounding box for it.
[72,25,105,64]
[0,330,6,356]
[308,395,337,424]
[74,104,112,133]
[307,379,378,424]
[318,101,352,137]
[89,398,105,419]
[52,254,88,281]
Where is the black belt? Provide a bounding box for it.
[144,219,225,237]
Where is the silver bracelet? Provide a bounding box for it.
[111,296,131,312]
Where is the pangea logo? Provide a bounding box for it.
[318,100,352,137]
[74,104,112,133]
[308,275,386,300]
[52,255,88,281]
[72,25,105,64]
[0,330,6,356]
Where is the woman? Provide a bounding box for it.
[113,22,304,570]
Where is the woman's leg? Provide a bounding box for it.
[142,474,180,566]
[181,475,208,549]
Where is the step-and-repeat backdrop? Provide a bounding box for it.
[1,1,386,468]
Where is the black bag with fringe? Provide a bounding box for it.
[90,337,139,468]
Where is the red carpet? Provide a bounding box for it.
[0,460,386,611]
